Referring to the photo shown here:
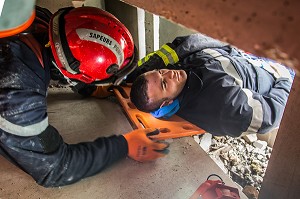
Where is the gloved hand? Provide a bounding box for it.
[123,128,169,162]
[91,85,113,98]
[263,62,293,82]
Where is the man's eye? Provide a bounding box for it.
[163,80,167,88]
[158,70,162,74]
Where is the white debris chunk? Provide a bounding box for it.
[242,134,258,143]
[253,140,268,150]
[199,133,212,152]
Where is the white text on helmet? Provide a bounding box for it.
[76,28,124,66]
[89,33,112,46]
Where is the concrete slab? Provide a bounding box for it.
[0,87,246,199]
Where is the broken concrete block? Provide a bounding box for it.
[253,140,268,150]
[193,135,200,144]
[199,133,212,152]
[242,134,258,143]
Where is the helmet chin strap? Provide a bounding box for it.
[51,60,77,86]
[111,46,139,86]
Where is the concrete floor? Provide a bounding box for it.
[0,87,246,199]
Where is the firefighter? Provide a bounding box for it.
[0,6,169,187]
[129,33,294,137]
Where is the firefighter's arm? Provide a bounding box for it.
[37,127,168,186]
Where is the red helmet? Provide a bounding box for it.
[49,7,136,85]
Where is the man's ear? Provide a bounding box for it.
[160,99,174,108]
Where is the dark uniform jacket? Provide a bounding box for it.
[131,34,293,137]
[0,7,127,187]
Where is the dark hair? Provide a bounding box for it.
[130,74,166,112]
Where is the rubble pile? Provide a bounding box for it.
[195,133,272,194]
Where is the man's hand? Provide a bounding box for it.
[263,62,293,82]
[123,128,169,162]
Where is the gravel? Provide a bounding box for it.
[195,134,272,197]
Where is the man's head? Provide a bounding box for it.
[130,69,187,112]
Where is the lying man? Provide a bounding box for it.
[129,34,294,137]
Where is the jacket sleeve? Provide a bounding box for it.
[170,33,228,59]
[200,75,292,137]
[126,33,227,82]
[0,124,128,187]
[215,49,293,135]
[213,70,292,136]
[249,77,292,134]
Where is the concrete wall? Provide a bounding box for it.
[105,0,196,57]
[159,17,196,47]
[105,0,139,50]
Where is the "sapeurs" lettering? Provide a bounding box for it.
[89,33,112,45]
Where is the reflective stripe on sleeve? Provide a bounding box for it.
[241,89,264,134]
[203,49,264,134]
[0,116,48,136]
[138,52,156,67]
[138,44,179,67]
[156,44,179,66]
[203,49,243,87]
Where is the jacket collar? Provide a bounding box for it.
[177,70,203,104]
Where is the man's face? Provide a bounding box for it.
[145,69,187,106]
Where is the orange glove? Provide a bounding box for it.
[91,85,113,98]
[123,128,169,162]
